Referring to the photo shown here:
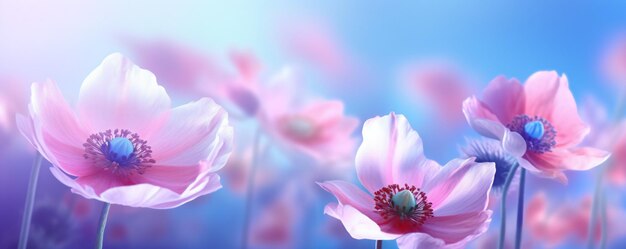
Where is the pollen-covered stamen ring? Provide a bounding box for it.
[373,184,434,227]
[507,115,557,153]
[83,129,155,177]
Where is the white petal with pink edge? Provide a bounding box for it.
[355,113,440,193]
[76,53,171,134]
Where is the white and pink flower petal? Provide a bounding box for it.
[76,53,171,134]
[422,158,495,215]
[149,98,232,167]
[480,76,525,124]
[324,204,400,240]
[355,113,440,193]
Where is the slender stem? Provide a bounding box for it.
[17,153,43,249]
[241,127,262,249]
[497,163,520,249]
[94,202,111,249]
[599,190,608,249]
[514,168,526,249]
[375,240,383,249]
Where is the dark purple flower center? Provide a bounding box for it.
[507,115,557,153]
[373,184,434,227]
[83,129,155,176]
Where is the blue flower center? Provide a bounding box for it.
[524,121,545,139]
[83,129,155,176]
[108,137,134,163]
[507,115,557,153]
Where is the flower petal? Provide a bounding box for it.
[323,204,400,240]
[502,130,527,157]
[318,180,374,216]
[462,97,501,125]
[51,166,222,209]
[524,71,561,118]
[558,147,610,171]
[76,53,171,134]
[28,80,88,147]
[480,76,525,124]
[420,211,492,246]
[396,233,446,249]
[21,81,98,176]
[150,98,233,167]
[549,74,590,148]
[424,160,495,216]
[100,173,222,209]
[133,164,203,194]
[355,113,441,193]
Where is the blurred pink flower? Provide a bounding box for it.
[220,146,276,195]
[579,97,626,187]
[463,71,610,183]
[208,50,262,117]
[259,77,358,164]
[0,76,29,133]
[607,134,626,185]
[17,53,233,209]
[526,192,625,246]
[127,39,261,118]
[250,181,300,248]
[601,33,626,85]
[319,113,495,248]
[126,38,224,94]
[279,19,356,79]
[403,62,473,125]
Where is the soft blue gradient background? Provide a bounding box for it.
[1,1,626,248]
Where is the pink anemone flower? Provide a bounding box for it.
[258,71,358,165]
[579,97,626,187]
[278,18,356,79]
[0,76,29,133]
[463,71,610,183]
[17,53,233,209]
[601,33,626,85]
[402,62,473,125]
[319,113,495,248]
[126,38,224,95]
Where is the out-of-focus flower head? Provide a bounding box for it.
[401,61,473,126]
[278,17,357,80]
[127,38,262,118]
[461,139,518,193]
[607,133,626,186]
[601,33,626,86]
[579,97,626,186]
[258,68,359,166]
[126,38,224,95]
[463,71,610,183]
[319,113,495,248]
[250,180,301,248]
[0,76,29,133]
[526,192,625,246]
[17,53,233,208]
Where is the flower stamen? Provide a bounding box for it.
[83,129,155,176]
[374,184,434,227]
[507,115,557,153]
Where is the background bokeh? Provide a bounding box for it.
[2,1,626,248]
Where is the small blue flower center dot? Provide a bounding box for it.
[109,137,134,162]
[524,121,545,139]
